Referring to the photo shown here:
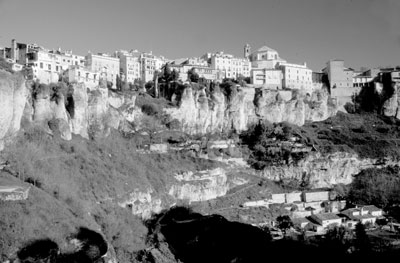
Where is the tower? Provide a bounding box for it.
[244,43,251,59]
[11,39,17,62]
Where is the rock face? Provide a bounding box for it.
[260,151,398,188]
[118,168,248,219]
[168,168,230,202]
[0,70,28,150]
[165,84,337,135]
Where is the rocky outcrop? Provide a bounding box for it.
[260,151,399,188]
[168,168,230,202]
[118,168,249,219]
[0,70,28,150]
[165,84,337,135]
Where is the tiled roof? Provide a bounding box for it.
[362,205,381,212]
[312,213,341,221]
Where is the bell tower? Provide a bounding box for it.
[244,43,251,59]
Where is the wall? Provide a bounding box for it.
[302,191,329,202]
[285,192,302,203]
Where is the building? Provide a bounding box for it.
[279,62,312,90]
[85,52,120,88]
[340,206,381,225]
[170,58,219,82]
[115,50,141,84]
[309,213,342,228]
[66,65,101,89]
[323,60,354,89]
[139,51,168,82]
[302,191,330,203]
[292,217,311,229]
[205,51,251,80]
[251,68,282,88]
[249,45,286,69]
[249,44,312,90]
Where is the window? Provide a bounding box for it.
[48,64,51,70]
[40,62,43,69]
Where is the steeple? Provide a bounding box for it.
[244,43,251,59]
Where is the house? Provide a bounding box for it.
[292,217,311,229]
[309,213,342,228]
[361,205,383,217]
[340,207,377,225]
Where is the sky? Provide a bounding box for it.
[0,0,399,71]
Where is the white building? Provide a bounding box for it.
[251,68,282,88]
[115,50,141,84]
[249,45,286,70]
[85,53,120,89]
[138,51,168,82]
[204,51,251,80]
[170,58,218,82]
[66,65,101,89]
[249,44,313,90]
[279,62,312,90]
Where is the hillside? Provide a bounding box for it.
[0,125,222,262]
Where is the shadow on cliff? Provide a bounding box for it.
[17,227,108,263]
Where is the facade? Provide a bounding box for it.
[323,60,353,89]
[353,75,373,88]
[170,58,219,82]
[279,62,312,90]
[302,191,330,203]
[340,206,382,225]
[85,53,120,88]
[249,45,313,90]
[138,51,168,82]
[67,65,101,89]
[206,51,251,79]
[251,68,282,88]
[115,50,141,84]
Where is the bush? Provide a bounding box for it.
[141,103,159,116]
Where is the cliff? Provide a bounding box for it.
[0,70,27,150]
[260,151,399,188]
[165,85,337,134]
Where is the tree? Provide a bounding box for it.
[325,225,353,254]
[187,67,199,83]
[354,222,371,252]
[276,215,293,234]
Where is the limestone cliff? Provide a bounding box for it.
[0,70,28,150]
[118,168,248,219]
[260,151,398,188]
[165,85,337,134]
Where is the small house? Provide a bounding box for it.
[309,213,342,228]
[292,217,311,229]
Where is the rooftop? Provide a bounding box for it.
[311,213,341,221]
[254,45,277,53]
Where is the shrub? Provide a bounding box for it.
[141,103,159,116]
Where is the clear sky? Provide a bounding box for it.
[0,0,399,71]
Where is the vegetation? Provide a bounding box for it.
[0,125,217,261]
[242,111,400,170]
[348,166,400,210]
[240,120,316,169]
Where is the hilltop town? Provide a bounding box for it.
[2,38,399,110]
[1,37,400,262]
